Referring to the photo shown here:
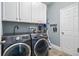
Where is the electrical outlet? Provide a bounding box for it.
[77,48,79,53]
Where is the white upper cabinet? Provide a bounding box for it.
[32,2,46,24]
[2,2,18,21]
[2,2,46,24]
[19,2,31,23]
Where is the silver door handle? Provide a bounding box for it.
[61,32,64,35]
[0,41,6,44]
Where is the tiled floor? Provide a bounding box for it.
[48,48,70,56]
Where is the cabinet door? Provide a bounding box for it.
[3,2,18,21]
[19,2,31,23]
[32,3,46,24]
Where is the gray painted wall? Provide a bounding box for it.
[2,21,39,34]
[47,2,76,46]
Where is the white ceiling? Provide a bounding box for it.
[42,2,53,6]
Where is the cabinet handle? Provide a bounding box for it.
[19,18,21,20]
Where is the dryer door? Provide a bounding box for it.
[34,39,48,56]
[3,43,31,56]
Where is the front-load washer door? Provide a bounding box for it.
[34,39,49,56]
[3,43,31,56]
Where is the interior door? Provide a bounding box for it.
[60,3,78,55]
[3,2,18,21]
[19,2,31,23]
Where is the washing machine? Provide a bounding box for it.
[1,34,31,56]
[31,33,49,56]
